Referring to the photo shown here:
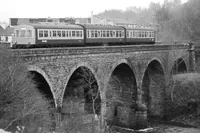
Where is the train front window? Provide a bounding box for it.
[20,30,26,37]
[27,30,32,37]
[15,30,20,37]
[44,30,48,37]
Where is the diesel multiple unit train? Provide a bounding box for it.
[12,23,156,48]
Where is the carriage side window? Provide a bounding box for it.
[119,31,122,37]
[57,31,61,37]
[44,30,48,37]
[94,30,98,38]
[97,30,101,38]
[53,31,57,37]
[150,31,152,38]
[107,31,110,37]
[91,30,94,38]
[130,31,133,38]
[62,31,66,37]
[38,30,43,37]
[146,31,149,38]
[79,31,82,37]
[76,31,79,37]
[66,31,68,37]
[100,30,103,37]
[71,31,75,37]
[122,31,124,37]
[26,30,32,37]
[103,31,106,38]
[49,31,52,37]
[127,31,129,38]
[152,32,154,38]
[69,31,72,37]
[110,31,113,37]
[139,31,142,38]
[87,30,89,38]
[133,31,135,38]
[142,31,144,37]
[112,31,116,37]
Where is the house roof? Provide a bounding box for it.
[0,25,5,36]
[0,26,14,36]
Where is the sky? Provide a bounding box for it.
[0,0,188,23]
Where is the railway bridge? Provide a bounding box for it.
[12,44,195,129]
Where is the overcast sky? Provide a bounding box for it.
[0,0,188,22]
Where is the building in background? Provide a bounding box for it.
[0,26,14,43]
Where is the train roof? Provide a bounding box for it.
[80,24,124,30]
[123,26,155,31]
[14,23,83,30]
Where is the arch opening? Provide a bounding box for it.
[62,66,101,120]
[29,71,54,105]
[106,63,137,128]
[171,58,187,75]
[142,60,165,118]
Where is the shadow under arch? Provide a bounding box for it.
[171,58,187,75]
[105,62,137,128]
[27,65,55,106]
[142,59,165,118]
[62,65,101,121]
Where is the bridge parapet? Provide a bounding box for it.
[11,44,189,58]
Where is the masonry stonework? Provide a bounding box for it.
[13,44,192,129]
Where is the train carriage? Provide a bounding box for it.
[124,26,155,44]
[80,24,125,46]
[12,23,84,48]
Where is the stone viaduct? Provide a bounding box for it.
[12,44,194,129]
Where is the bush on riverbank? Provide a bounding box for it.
[165,73,200,126]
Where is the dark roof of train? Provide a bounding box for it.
[123,26,155,30]
[80,24,124,30]
[23,23,83,29]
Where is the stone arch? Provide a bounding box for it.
[105,59,136,86]
[62,62,100,100]
[105,60,137,128]
[171,58,187,75]
[141,59,165,118]
[61,63,101,120]
[27,65,55,106]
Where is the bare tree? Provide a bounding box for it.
[0,49,53,133]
